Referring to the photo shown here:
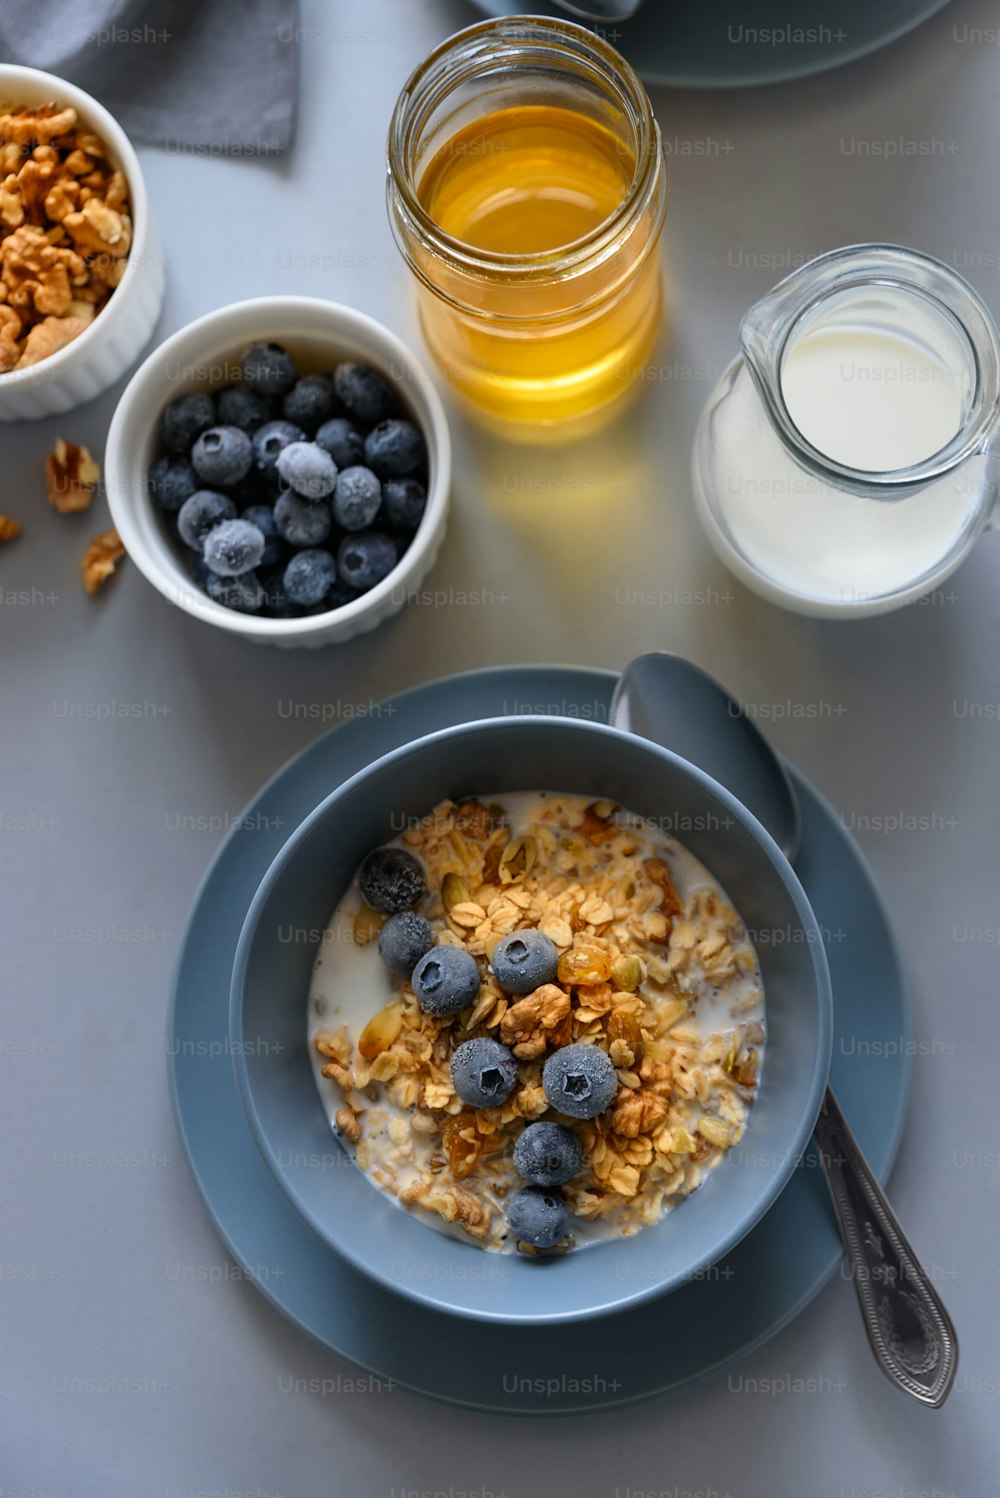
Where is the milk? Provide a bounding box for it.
[709,323,985,606]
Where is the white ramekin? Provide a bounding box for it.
[0,64,165,421]
[104,296,451,648]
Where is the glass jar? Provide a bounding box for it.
[386,17,668,431]
[693,244,1000,617]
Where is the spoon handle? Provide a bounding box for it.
[814,1086,958,1406]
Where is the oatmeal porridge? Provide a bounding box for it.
[308,792,765,1254]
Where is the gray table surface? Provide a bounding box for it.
[3,0,998,1492]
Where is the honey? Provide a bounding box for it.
[388,19,668,429]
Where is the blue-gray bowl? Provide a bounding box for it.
[231,716,832,1325]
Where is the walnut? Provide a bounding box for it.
[0,173,23,228]
[0,514,22,543]
[63,198,131,259]
[400,1176,491,1241]
[610,1085,669,1139]
[0,104,78,147]
[0,304,21,371]
[499,983,570,1060]
[17,310,92,367]
[45,437,100,513]
[81,527,125,595]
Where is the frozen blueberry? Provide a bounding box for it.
[276,440,337,500]
[542,1043,617,1120]
[326,580,362,611]
[283,548,336,607]
[203,518,266,577]
[506,1186,568,1249]
[240,505,283,567]
[273,489,332,548]
[216,384,275,434]
[378,911,434,978]
[332,466,381,531]
[240,341,297,398]
[451,1038,518,1109]
[252,420,306,481]
[381,477,426,533]
[148,455,198,513]
[176,490,237,552]
[191,425,254,488]
[333,362,395,426]
[364,419,425,479]
[359,847,426,914]
[257,567,301,618]
[492,930,559,996]
[160,391,215,454]
[513,1122,582,1187]
[205,569,264,613]
[412,945,480,1017]
[282,375,337,435]
[316,417,365,469]
[337,531,397,592]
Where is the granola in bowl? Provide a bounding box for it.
[309,791,765,1254]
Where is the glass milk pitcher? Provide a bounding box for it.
[692,245,1000,616]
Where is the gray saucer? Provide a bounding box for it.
[168,665,911,1414]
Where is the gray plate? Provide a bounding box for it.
[168,665,911,1414]
[466,0,951,89]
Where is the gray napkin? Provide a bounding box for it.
[0,0,299,154]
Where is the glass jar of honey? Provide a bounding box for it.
[386,17,668,431]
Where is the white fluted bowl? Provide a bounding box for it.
[0,65,165,420]
[104,297,451,647]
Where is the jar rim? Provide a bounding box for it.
[386,15,663,281]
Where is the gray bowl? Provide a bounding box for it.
[231,717,832,1325]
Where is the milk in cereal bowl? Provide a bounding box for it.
[232,717,831,1323]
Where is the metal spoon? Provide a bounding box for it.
[551,0,645,24]
[611,652,958,1407]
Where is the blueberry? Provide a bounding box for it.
[276,440,337,500]
[507,1186,568,1249]
[257,567,301,618]
[282,375,337,435]
[378,911,434,977]
[542,1044,617,1120]
[283,548,336,607]
[450,1037,518,1108]
[216,384,275,434]
[176,490,237,552]
[203,518,266,577]
[359,847,427,914]
[492,929,559,996]
[364,419,425,479]
[160,391,215,455]
[273,489,332,547]
[333,362,395,427]
[513,1122,582,1187]
[326,580,362,610]
[252,420,306,481]
[382,477,427,532]
[191,426,254,487]
[337,531,397,592]
[332,466,381,531]
[148,455,198,513]
[240,505,283,567]
[240,341,297,398]
[315,417,365,469]
[205,569,264,613]
[412,945,480,1017]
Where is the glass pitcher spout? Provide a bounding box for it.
[737,243,1000,500]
